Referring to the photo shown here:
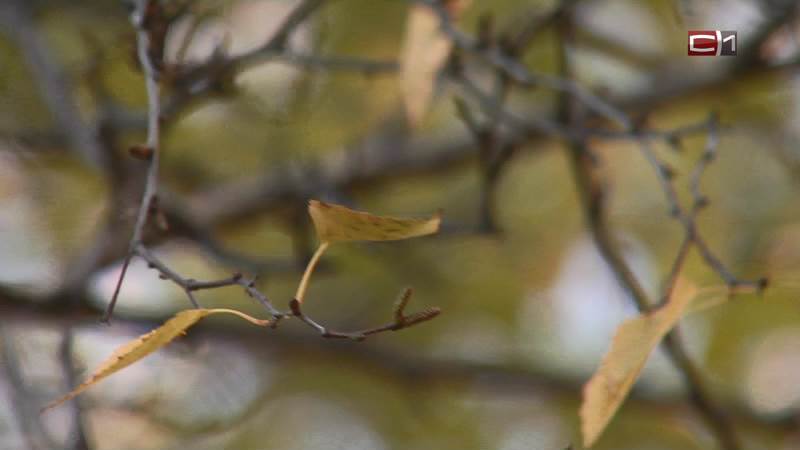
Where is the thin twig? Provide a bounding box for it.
[237,277,286,321]
[289,287,440,341]
[133,243,287,320]
[105,0,166,322]
[635,117,766,291]
[134,235,437,339]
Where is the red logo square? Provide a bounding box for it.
[688,30,719,56]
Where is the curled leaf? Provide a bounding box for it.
[43,308,270,412]
[308,200,441,243]
[580,278,698,448]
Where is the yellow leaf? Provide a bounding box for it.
[400,1,469,127]
[580,278,698,448]
[308,200,441,243]
[43,308,270,412]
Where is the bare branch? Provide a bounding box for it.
[635,116,766,292]
[556,10,747,450]
[105,0,168,322]
[289,287,440,341]
[133,243,287,320]
[133,238,437,339]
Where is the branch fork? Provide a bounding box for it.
[289,288,441,341]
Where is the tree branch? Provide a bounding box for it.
[105,0,168,322]
[556,11,747,450]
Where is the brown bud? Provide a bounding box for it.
[289,299,302,316]
[128,145,153,160]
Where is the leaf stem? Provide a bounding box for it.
[294,241,329,303]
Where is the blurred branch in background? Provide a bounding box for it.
[0,0,107,170]
[57,328,91,450]
[1,326,57,450]
[0,294,794,435]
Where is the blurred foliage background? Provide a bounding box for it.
[1,0,800,449]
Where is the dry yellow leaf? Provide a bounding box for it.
[43,308,270,412]
[308,200,441,243]
[400,0,469,126]
[580,277,698,448]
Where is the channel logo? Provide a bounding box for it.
[688,30,737,56]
